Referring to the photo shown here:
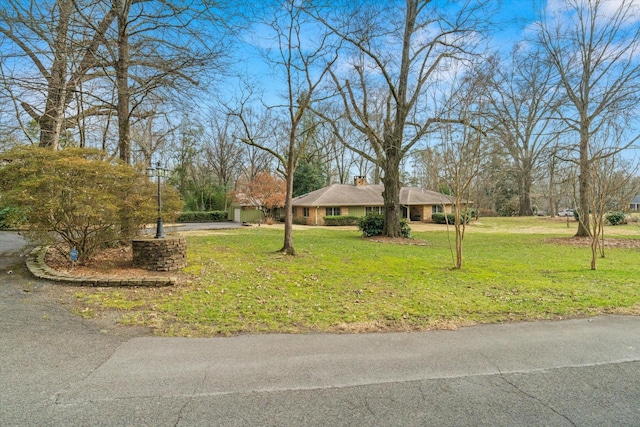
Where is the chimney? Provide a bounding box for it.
[354,176,367,186]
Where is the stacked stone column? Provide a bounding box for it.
[132,237,187,271]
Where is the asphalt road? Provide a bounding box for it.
[1,230,640,426]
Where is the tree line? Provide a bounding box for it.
[1,0,640,253]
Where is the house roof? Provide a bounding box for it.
[631,194,640,204]
[291,183,456,207]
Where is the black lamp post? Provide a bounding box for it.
[146,161,169,239]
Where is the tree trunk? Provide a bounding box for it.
[454,204,464,269]
[590,237,597,270]
[116,0,131,165]
[38,0,72,149]
[382,146,402,237]
[576,128,591,237]
[39,92,65,149]
[280,171,296,255]
[519,173,533,216]
[548,159,556,218]
[280,133,296,255]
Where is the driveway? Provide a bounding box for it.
[143,221,242,234]
[1,230,640,426]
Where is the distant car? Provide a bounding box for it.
[535,210,547,216]
[557,209,574,217]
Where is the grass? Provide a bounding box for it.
[70,217,640,336]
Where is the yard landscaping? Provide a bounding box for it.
[66,217,640,336]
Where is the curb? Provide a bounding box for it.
[25,247,176,287]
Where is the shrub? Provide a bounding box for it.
[432,213,447,224]
[357,213,411,238]
[324,215,360,226]
[0,146,183,264]
[399,218,411,238]
[177,211,227,222]
[0,207,26,229]
[293,217,308,225]
[605,211,626,226]
[358,212,384,237]
[432,212,471,224]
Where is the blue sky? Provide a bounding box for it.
[227,0,543,106]
[489,0,540,48]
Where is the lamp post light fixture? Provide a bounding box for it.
[146,161,170,239]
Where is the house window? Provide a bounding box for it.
[326,207,341,216]
[366,206,382,214]
[432,205,443,214]
[303,207,310,218]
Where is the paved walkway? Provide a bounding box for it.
[2,230,640,426]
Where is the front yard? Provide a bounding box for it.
[67,217,640,336]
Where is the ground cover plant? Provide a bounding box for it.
[68,217,640,336]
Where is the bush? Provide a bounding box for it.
[358,212,384,237]
[293,217,308,225]
[431,213,448,224]
[605,211,626,226]
[399,218,411,238]
[357,213,411,238]
[177,211,227,222]
[0,207,26,229]
[324,215,360,226]
[0,146,183,264]
[431,213,471,224]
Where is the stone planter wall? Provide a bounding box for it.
[132,237,187,271]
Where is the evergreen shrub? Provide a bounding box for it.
[431,212,471,224]
[358,212,384,237]
[324,215,360,226]
[0,207,26,229]
[605,211,626,226]
[357,213,411,238]
[177,211,227,222]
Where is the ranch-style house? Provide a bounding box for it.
[291,176,457,226]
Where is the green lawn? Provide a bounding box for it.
[72,217,640,336]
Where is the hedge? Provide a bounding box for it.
[323,215,360,226]
[432,212,471,224]
[177,211,228,222]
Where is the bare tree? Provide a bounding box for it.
[315,0,491,237]
[0,0,232,159]
[129,106,174,166]
[231,0,337,255]
[0,0,117,149]
[105,0,231,163]
[204,112,244,210]
[535,0,640,236]
[587,146,637,270]
[484,45,561,216]
[438,74,488,269]
[410,146,447,192]
[242,143,274,181]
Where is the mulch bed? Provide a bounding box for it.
[44,245,171,278]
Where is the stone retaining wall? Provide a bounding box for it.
[132,237,187,271]
[26,247,176,287]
